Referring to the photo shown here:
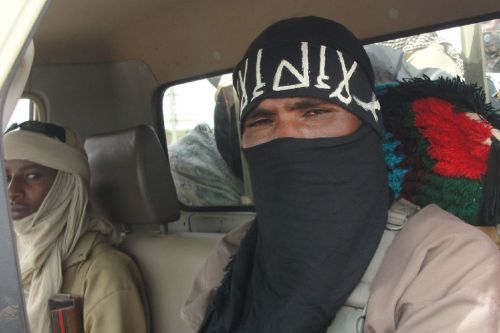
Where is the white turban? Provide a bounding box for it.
[3,125,90,182]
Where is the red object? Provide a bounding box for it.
[58,310,66,333]
[412,97,492,179]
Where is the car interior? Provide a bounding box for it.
[1,0,500,332]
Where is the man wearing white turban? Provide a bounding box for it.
[3,121,149,333]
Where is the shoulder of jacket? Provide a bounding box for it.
[395,204,500,261]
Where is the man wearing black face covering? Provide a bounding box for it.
[181,17,500,333]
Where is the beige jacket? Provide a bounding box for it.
[181,205,500,332]
[61,232,149,333]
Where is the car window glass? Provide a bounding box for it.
[163,74,250,208]
[7,97,43,128]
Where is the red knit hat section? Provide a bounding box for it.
[412,97,492,180]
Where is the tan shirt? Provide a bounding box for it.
[181,205,500,332]
[61,232,149,333]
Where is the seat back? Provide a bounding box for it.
[124,232,221,333]
[85,124,180,226]
[85,125,219,333]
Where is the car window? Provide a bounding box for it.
[483,19,500,104]
[162,19,500,209]
[6,97,43,128]
[163,74,251,208]
[368,19,499,108]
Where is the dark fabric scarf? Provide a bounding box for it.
[199,125,389,333]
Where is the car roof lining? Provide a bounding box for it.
[33,0,500,84]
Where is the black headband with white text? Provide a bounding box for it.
[233,42,383,135]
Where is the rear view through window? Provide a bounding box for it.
[163,75,248,208]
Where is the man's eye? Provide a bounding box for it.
[247,118,273,128]
[304,108,329,117]
[26,173,41,180]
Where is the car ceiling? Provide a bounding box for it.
[33,0,500,84]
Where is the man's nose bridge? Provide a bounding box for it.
[8,176,23,198]
[275,116,299,138]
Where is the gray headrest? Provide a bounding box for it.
[84,125,180,225]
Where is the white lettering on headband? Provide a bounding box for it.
[272,42,310,91]
[236,42,380,123]
[315,45,330,89]
[252,49,266,100]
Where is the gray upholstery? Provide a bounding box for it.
[123,231,221,333]
[85,124,222,333]
[84,125,180,225]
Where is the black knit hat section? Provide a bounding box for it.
[233,16,383,136]
[243,17,375,85]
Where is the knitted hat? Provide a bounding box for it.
[233,16,384,136]
[379,77,500,226]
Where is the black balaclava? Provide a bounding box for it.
[199,16,389,333]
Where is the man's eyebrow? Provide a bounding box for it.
[245,98,332,121]
[244,108,274,121]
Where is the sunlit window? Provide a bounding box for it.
[7,97,42,128]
